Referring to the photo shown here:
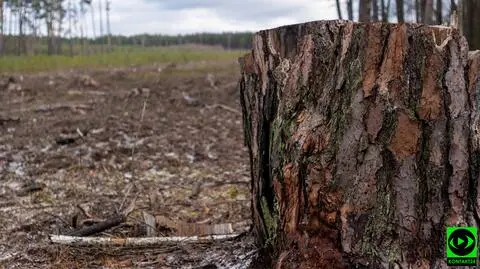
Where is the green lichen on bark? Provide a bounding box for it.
[260,196,280,246]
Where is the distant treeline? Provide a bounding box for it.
[0,32,253,56]
[91,32,254,49]
[0,0,253,57]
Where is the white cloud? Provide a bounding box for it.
[2,0,339,37]
[105,0,338,36]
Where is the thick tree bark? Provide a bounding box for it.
[239,20,480,268]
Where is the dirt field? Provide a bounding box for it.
[0,60,256,268]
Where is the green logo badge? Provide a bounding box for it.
[446,226,478,266]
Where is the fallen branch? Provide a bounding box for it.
[49,234,239,247]
[66,214,126,236]
[35,103,92,113]
[0,252,18,263]
[155,215,234,236]
[0,116,20,125]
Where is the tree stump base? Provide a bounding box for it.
[239,20,480,268]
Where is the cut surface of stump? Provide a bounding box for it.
[239,20,480,268]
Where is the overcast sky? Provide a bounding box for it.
[105,0,339,36]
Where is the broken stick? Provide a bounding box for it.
[66,214,126,237]
[49,234,240,247]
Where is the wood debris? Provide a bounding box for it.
[49,234,239,247]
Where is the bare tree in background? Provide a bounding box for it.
[44,0,56,55]
[68,0,73,56]
[359,0,372,21]
[16,0,24,55]
[0,0,4,55]
[8,1,13,39]
[347,0,354,20]
[395,0,404,22]
[55,0,65,54]
[372,0,379,21]
[105,0,110,51]
[380,0,391,22]
[79,0,87,54]
[450,0,457,12]
[98,0,103,52]
[461,0,480,49]
[423,0,434,24]
[90,0,96,40]
[415,0,421,22]
[436,0,442,24]
[336,0,343,20]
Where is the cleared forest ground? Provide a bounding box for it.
[0,59,256,268]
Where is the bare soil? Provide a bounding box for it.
[0,60,256,268]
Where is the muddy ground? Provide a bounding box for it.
[0,60,256,268]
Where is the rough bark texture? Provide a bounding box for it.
[239,20,480,268]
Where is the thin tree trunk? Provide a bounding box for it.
[0,0,4,56]
[98,0,103,53]
[8,4,12,41]
[46,16,54,55]
[380,0,391,22]
[80,2,88,55]
[90,0,96,53]
[12,6,17,54]
[372,0,379,21]
[347,0,354,20]
[416,0,421,22]
[420,0,426,22]
[32,14,38,55]
[424,0,434,24]
[55,2,64,55]
[18,3,23,55]
[359,0,372,22]
[436,0,442,24]
[461,0,480,50]
[68,0,73,56]
[451,0,457,12]
[336,0,343,20]
[396,0,404,22]
[240,20,479,268]
[106,0,111,51]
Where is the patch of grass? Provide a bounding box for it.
[0,46,247,74]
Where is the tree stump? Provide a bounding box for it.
[239,20,480,268]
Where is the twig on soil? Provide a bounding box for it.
[131,99,148,157]
[77,204,94,219]
[34,103,92,113]
[49,234,240,247]
[205,104,241,115]
[117,183,134,213]
[0,252,19,263]
[0,116,20,125]
[122,194,138,216]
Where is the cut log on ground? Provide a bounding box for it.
[49,234,240,247]
[239,20,480,268]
